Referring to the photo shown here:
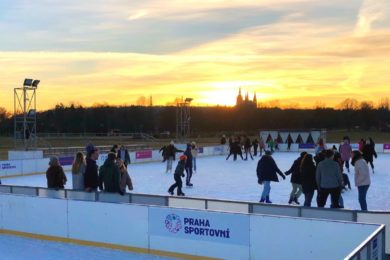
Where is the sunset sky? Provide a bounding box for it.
[0,0,389,110]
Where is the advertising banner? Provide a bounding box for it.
[149,207,250,246]
[383,144,390,153]
[136,150,153,160]
[0,160,22,176]
[299,144,316,149]
[59,156,74,166]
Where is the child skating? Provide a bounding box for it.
[168,155,187,196]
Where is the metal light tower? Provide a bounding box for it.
[14,78,40,150]
[176,97,193,142]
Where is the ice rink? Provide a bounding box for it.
[2,152,389,210]
[0,235,176,260]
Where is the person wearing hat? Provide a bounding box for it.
[168,155,186,196]
[46,156,67,189]
[184,143,194,186]
[99,152,121,194]
[84,144,100,192]
[256,151,286,203]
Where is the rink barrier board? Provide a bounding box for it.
[1,185,390,255]
[0,193,385,260]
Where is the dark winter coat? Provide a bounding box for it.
[98,159,121,193]
[85,157,99,189]
[117,149,131,165]
[285,157,303,184]
[362,144,377,163]
[165,145,184,160]
[46,165,67,189]
[244,138,251,149]
[221,137,227,145]
[257,155,285,182]
[300,163,317,193]
[232,141,242,154]
[174,160,186,177]
[184,147,193,168]
[252,140,259,149]
[160,146,167,159]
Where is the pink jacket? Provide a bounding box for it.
[354,159,371,187]
[339,141,352,161]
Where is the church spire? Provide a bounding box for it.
[236,87,243,106]
[253,92,257,103]
[245,91,249,102]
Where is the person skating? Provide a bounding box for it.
[184,144,194,186]
[117,145,131,167]
[46,156,67,189]
[84,144,99,192]
[168,155,186,196]
[191,141,198,173]
[252,138,259,156]
[316,150,343,208]
[339,138,352,173]
[220,135,227,145]
[300,154,317,207]
[159,145,167,162]
[165,141,184,174]
[98,152,121,194]
[362,138,377,173]
[267,138,275,153]
[315,138,327,155]
[351,150,371,211]
[259,137,266,156]
[285,152,306,205]
[244,136,253,160]
[256,151,286,203]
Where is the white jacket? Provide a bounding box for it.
[354,159,371,187]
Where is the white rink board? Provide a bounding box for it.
[357,213,390,254]
[250,214,379,260]
[0,194,68,237]
[68,200,149,248]
[168,197,206,210]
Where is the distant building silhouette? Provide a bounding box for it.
[236,88,257,108]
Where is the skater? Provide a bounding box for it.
[256,151,286,203]
[287,136,293,151]
[165,141,184,174]
[184,144,194,186]
[316,150,343,208]
[362,138,377,173]
[117,145,131,166]
[259,137,266,156]
[117,159,133,194]
[85,144,99,192]
[333,152,346,208]
[99,152,121,194]
[159,145,167,162]
[285,152,306,205]
[252,138,259,156]
[315,138,327,155]
[226,138,235,160]
[191,141,198,173]
[339,138,352,173]
[46,156,67,189]
[300,154,317,207]
[71,152,86,190]
[236,138,244,160]
[168,155,186,196]
[244,136,253,160]
[351,150,371,211]
[358,139,365,152]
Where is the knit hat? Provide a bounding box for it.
[49,156,59,166]
[86,143,97,155]
[179,155,187,161]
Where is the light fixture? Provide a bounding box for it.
[24,78,33,86]
[185,98,193,103]
[32,80,40,88]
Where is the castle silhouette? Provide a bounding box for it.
[236,87,257,108]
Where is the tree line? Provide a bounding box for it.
[0,98,389,136]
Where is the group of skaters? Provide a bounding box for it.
[46,144,133,195]
[257,136,376,211]
[224,135,267,161]
[160,141,199,196]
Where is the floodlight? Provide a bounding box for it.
[28,109,36,117]
[32,80,40,88]
[185,98,193,103]
[24,78,33,86]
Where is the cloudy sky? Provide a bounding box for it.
[0,0,389,110]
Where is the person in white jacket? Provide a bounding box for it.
[351,151,371,211]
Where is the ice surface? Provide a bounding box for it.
[0,234,177,260]
[2,152,389,210]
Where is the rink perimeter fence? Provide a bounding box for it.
[0,191,386,260]
[1,144,390,258]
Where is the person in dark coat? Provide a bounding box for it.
[362,138,377,173]
[220,135,227,145]
[244,136,253,160]
[257,151,286,203]
[159,145,167,162]
[99,152,121,194]
[184,144,194,186]
[165,141,184,173]
[110,144,119,154]
[285,152,306,205]
[168,155,186,196]
[252,139,259,156]
[300,154,317,207]
[84,144,99,192]
[46,156,67,189]
[117,145,131,166]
